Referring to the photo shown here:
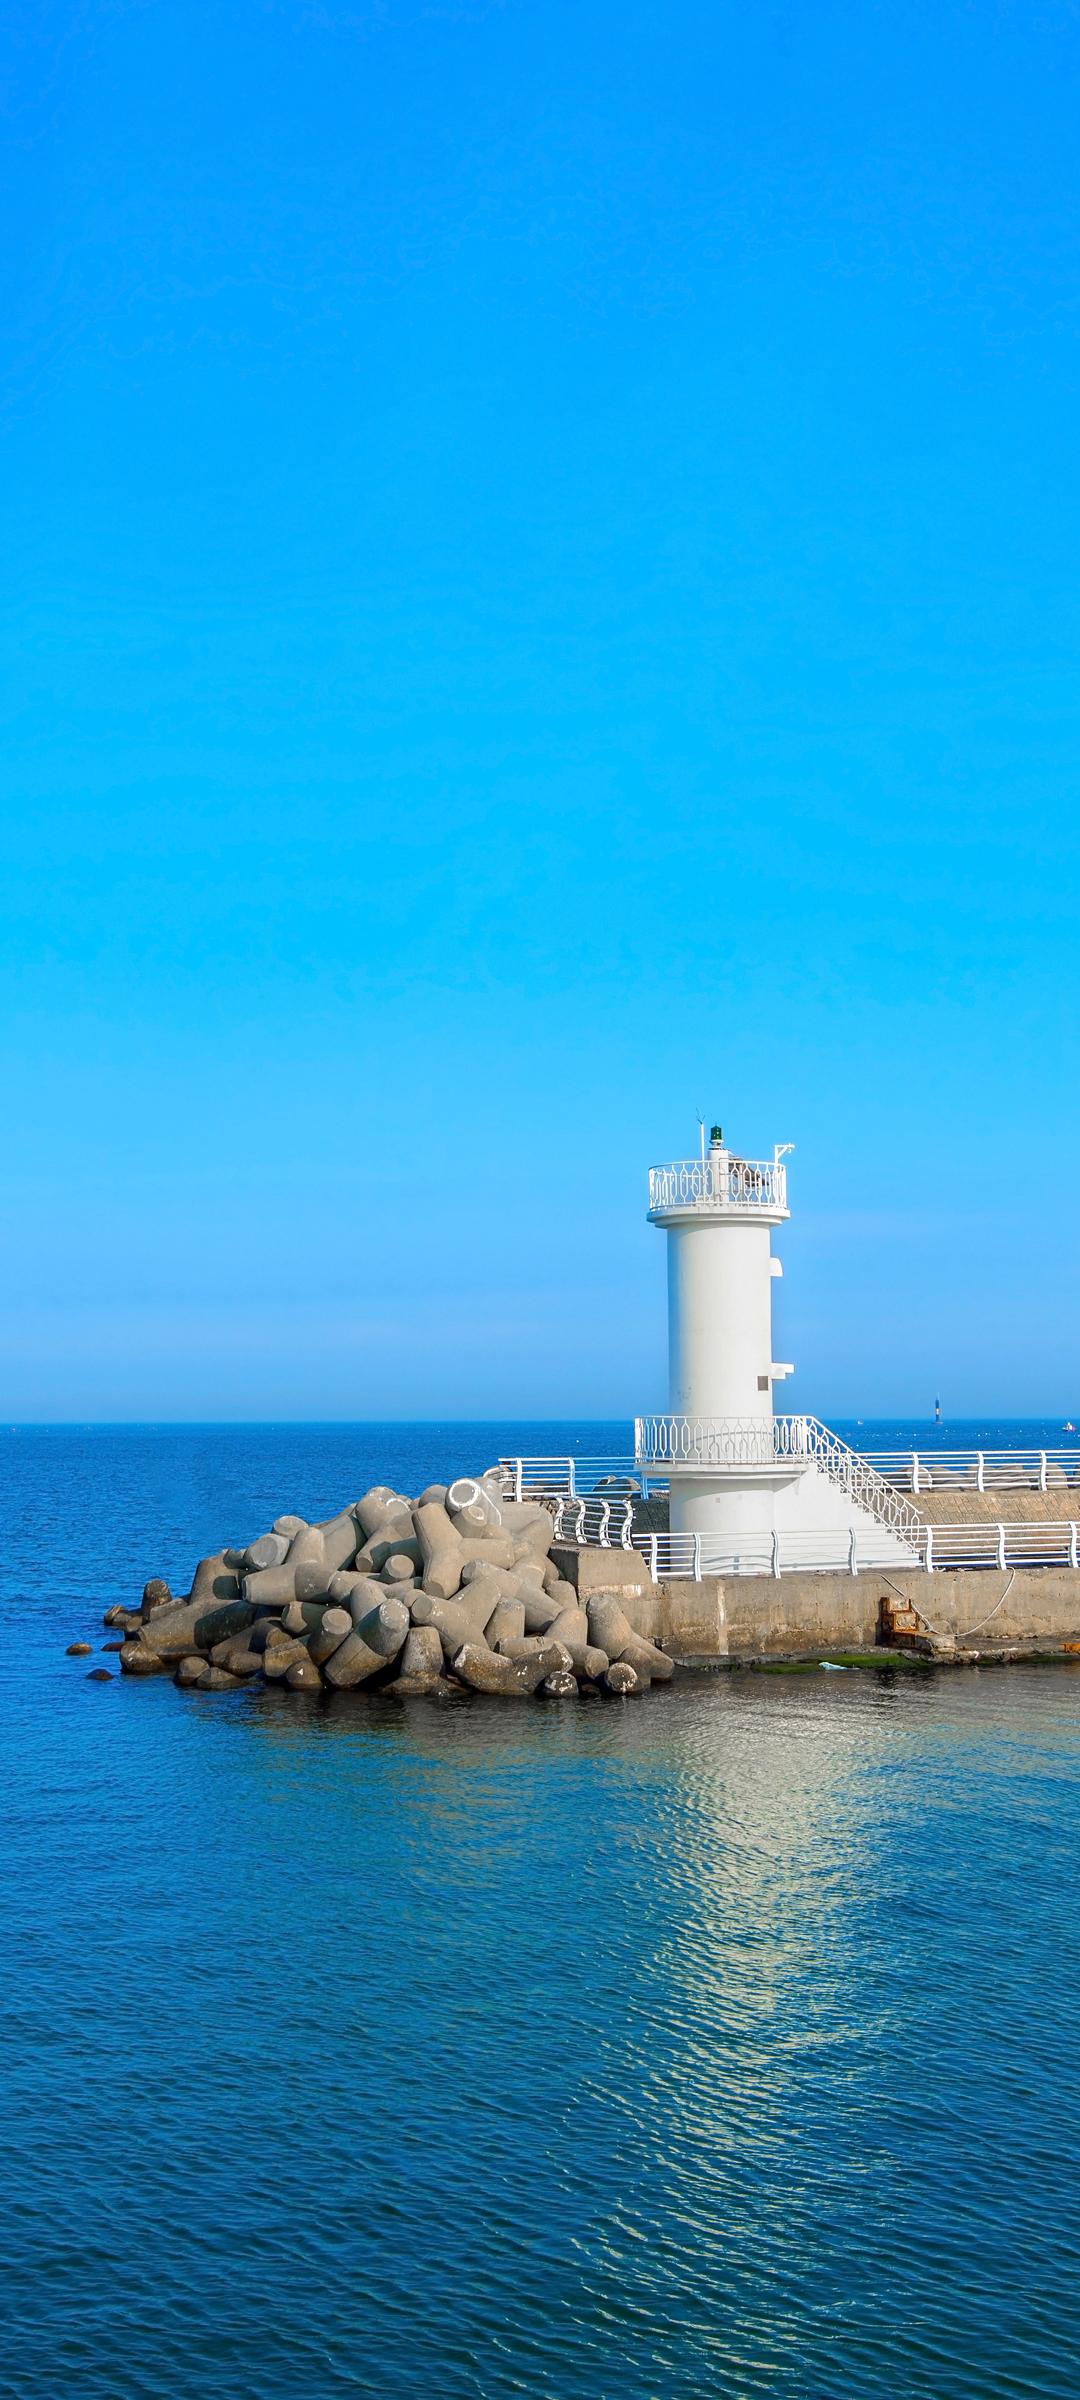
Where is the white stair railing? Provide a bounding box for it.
[802,1418,924,1543]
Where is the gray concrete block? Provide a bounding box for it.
[119,1639,171,1674]
[399,1625,443,1679]
[242,1564,297,1611]
[262,1637,311,1681]
[604,1661,640,1695]
[544,1606,588,1652]
[409,1594,473,1659]
[281,1600,327,1637]
[244,1533,291,1572]
[414,1503,465,1600]
[322,1630,386,1689]
[308,1607,353,1667]
[484,1599,526,1649]
[358,1526,421,1573]
[355,1487,403,1537]
[458,1533,516,1571]
[138,1594,254,1659]
[286,1657,323,1690]
[187,1552,243,1611]
[451,1640,563,1695]
[446,1477,504,1534]
[353,1596,410,1661]
[522,1590,562,1634]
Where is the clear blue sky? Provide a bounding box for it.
[3,0,1079,1421]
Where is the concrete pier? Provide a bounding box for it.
[551,1543,1080,1663]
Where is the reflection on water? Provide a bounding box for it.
[2,1428,1080,2398]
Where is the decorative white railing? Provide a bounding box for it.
[647,1152,789,1217]
[635,1413,812,1468]
[549,1495,636,1550]
[863,1449,1080,1494]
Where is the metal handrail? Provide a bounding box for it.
[550,1494,635,1549]
[862,1449,1080,1494]
[495,1456,645,1501]
[621,1519,1080,1581]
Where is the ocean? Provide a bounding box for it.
[2,1420,1079,2400]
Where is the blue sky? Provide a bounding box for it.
[3,0,1079,1420]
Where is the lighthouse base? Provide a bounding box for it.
[668,1465,918,1560]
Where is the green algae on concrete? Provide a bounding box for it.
[750,1648,932,1675]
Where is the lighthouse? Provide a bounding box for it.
[636,1127,920,1561]
[637,1127,798,1540]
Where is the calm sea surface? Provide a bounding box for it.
[2,1421,1079,2400]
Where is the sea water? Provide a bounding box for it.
[2,1422,1079,2400]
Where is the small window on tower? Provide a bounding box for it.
[757,1374,770,1392]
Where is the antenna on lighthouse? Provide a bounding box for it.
[697,1116,706,1170]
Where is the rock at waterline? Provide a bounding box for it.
[396,1625,443,1682]
[285,1656,322,1691]
[119,1640,171,1675]
[66,1642,92,1656]
[322,1629,386,1689]
[603,1661,641,1696]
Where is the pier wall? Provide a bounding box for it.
[551,1544,1080,1661]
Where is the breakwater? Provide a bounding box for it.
[110,1472,675,1698]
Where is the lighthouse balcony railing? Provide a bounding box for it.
[647,1155,788,1215]
[635,1413,812,1469]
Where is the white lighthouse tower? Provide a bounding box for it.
[638,1125,796,1540]
[636,1126,920,1561]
